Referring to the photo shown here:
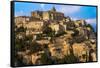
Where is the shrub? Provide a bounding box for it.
[71,29,79,37]
[40,53,53,64]
[63,54,79,63]
[86,24,94,32]
[30,42,42,53]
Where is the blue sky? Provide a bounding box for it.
[14,2,97,32]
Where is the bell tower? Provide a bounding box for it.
[51,6,56,12]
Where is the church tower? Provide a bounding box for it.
[51,6,56,12]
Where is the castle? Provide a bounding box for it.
[31,7,65,21]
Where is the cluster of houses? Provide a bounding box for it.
[14,7,97,66]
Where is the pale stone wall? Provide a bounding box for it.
[43,12,50,20]
[25,21,43,31]
[15,16,30,23]
[31,11,43,20]
[48,39,70,59]
[15,16,30,28]
[72,43,89,62]
[74,20,86,27]
[90,52,97,61]
[49,23,59,34]
[31,51,44,64]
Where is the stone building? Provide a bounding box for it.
[31,7,64,21]
[74,20,86,27]
[15,16,30,23]
[25,21,44,32]
[31,51,45,64]
[31,11,43,20]
[49,23,59,34]
[15,16,30,28]
[48,38,70,59]
[72,43,89,62]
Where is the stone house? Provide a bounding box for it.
[74,20,86,27]
[25,21,44,32]
[48,38,70,59]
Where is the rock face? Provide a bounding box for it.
[14,7,97,66]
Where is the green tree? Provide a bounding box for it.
[15,38,25,51]
[63,54,79,63]
[16,26,26,33]
[30,42,42,53]
[86,24,94,32]
[71,29,79,37]
[43,26,55,37]
[40,53,53,64]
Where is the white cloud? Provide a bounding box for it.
[57,5,82,15]
[86,18,96,24]
[70,17,96,24]
[40,4,45,10]
[71,17,80,21]
[15,10,24,17]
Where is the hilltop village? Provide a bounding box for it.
[14,7,97,66]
